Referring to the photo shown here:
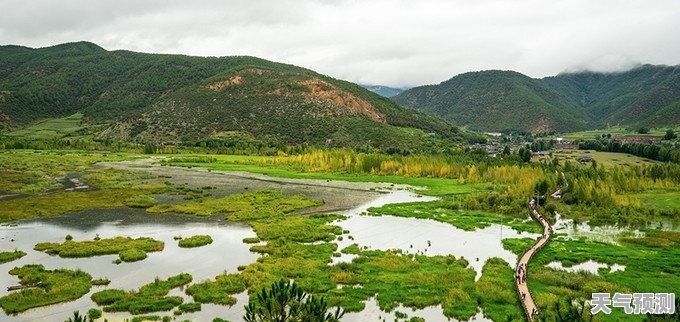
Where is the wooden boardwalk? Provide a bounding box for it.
[515,198,553,321]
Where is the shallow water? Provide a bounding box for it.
[552,212,645,244]
[0,208,259,322]
[343,297,493,322]
[545,260,626,275]
[334,190,541,280]
[1,180,537,322]
[336,215,540,280]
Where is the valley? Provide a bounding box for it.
[1,40,679,322]
[0,147,678,322]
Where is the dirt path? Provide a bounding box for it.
[516,198,553,321]
[97,157,408,214]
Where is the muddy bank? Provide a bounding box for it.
[97,158,398,214]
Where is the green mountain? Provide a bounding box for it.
[543,65,680,128]
[392,70,590,133]
[394,65,680,133]
[0,41,474,149]
[360,85,405,98]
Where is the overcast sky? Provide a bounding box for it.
[1,0,679,88]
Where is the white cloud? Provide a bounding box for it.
[1,0,679,87]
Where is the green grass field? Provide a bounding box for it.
[164,155,487,196]
[633,189,680,212]
[6,113,86,139]
[560,127,678,141]
[543,150,656,167]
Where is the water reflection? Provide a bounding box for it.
[1,188,538,322]
[343,297,493,322]
[545,260,626,275]
[0,208,259,322]
[334,190,540,280]
[552,212,645,244]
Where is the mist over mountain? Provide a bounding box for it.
[360,85,405,98]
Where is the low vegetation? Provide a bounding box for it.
[367,200,541,233]
[0,127,678,322]
[34,236,164,263]
[124,194,157,208]
[91,273,192,314]
[503,231,680,322]
[174,190,518,321]
[148,189,321,218]
[0,151,168,222]
[176,302,201,314]
[242,237,260,244]
[186,273,245,305]
[87,308,102,319]
[131,315,170,322]
[0,265,93,314]
[178,235,213,248]
[91,278,111,286]
[119,248,150,262]
[475,258,524,321]
[0,250,26,264]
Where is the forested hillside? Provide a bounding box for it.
[0,42,477,150]
[394,65,680,133]
[544,64,680,128]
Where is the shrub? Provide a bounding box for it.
[178,235,213,248]
[124,195,156,208]
[118,248,148,262]
[87,308,102,319]
[242,237,260,244]
[0,250,26,264]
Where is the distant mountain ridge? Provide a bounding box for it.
[360,85,405,98]
[0,41,476,149]
[393,65,680,133]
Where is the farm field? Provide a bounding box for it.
[542,150,657,167]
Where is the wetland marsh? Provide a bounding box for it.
[0,151,678,322]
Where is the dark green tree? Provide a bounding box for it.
[143,143,157,154]
[244,280,343,322]
[534,179,549,197]
[664,129,677,140]
[518,147,532,162]
[502,145,511,156]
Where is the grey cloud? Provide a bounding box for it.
[0,0,679,87]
